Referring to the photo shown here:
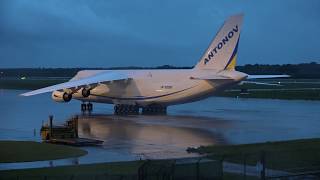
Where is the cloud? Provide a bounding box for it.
[0,0,320,67]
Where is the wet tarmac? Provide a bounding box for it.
[0,89,320,170]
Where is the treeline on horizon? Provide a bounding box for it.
[0,62,319,79]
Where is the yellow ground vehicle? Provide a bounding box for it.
[41,115,78,141]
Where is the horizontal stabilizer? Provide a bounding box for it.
[21,72,129,96]
[247,75,290,79]
[241,81,283,86]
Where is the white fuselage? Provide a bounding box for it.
[66,69,247,107]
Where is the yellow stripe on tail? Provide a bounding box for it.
[225,54,237,70]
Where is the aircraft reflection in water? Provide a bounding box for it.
[76,114,228,158]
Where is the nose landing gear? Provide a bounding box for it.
[81,102,93,113]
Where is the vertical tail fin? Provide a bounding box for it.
[194,14,244,70]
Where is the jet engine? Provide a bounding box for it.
[81,88,91,97]
[51,91,72,102]
[72,87,91,98]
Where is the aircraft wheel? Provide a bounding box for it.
[160,106,167,114]
[141,105,166,115]
[114,105,118,115]
[81,103,86,112]
[134,106,139,114]
[115,105,120,115]
[118,105,122,114]
[128,105,133,114]
[122,105,128,115]
[142,106,150,115]
[121,105,128,115]
[114,104,141,115]
[151,106,157,113]
[87,103,93,112]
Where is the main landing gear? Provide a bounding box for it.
[114,104,139,115]
[81,102,93,113]
[114,104,167,115]
[141,105,167,115]
[79,103,167,115]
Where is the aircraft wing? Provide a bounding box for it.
[20,72,129,96]
[247,75,290,79]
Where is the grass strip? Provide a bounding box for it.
[0,141,87,163]
[189,138,320,172]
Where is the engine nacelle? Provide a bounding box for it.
[52,91,72,102]
[72,87,91,98]
[81,88,91,97]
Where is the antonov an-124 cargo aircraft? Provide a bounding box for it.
[21,14,288,114]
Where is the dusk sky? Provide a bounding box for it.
[1,0,320,68]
